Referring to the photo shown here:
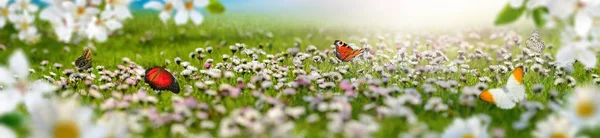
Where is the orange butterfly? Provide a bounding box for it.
[334,40,365,62]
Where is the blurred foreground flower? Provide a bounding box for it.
[556,27,598,68]
[29,99,106,138]
[561,85,600,127]
[532,114,578,138]
[0,50,57,113]
[441,114,490,138]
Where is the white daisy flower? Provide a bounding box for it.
[441,115,491,138]
[561,85,600,127]
[9,0,38,13]
[548,0,600,36]
[98,112,130,138]
[29,99,106,138]
[144,0,176,23]
[105,0,132,20]
[0,50,57,113]
[532,114,579,138]
[11,12,39,42]
[174,0,208,25]
[556,27,598,68]
[0,0,11,28]
[85,10,123,42]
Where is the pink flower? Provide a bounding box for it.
[204,63,212,68]
[184,97,199,108]
[125,77,138,85]
[340,81,353,91]
[229,88,241,97]
[345,90,357,97]
[283,88,296,95]
[101,98,117,110]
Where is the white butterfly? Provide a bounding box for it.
[525,30,545,54]
[479,67,526,109]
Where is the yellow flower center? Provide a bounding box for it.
[185,1,194,10]
[20,22,29,30]
[164,3,174,11]
[76,7,86,16]
[53,121,80,138]
[462,133,474,138]
[551,132,567,138]
[576,1,585,10]
[95,18,103,25]
[1,8,8,16]
[108,0,115,5]
[576,100,595,118]
[20,2,28,9]
[574,36,582,41]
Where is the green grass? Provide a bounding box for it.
[1,11,599,138]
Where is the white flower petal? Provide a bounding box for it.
[575,12,593,37]
[526,0,548,10]
[577,47,598,68]
[510,0,524,8]
[29,80,57,94]
[189,11,203,25]
[86,8,101,15]
[144,1,164,10]
[0,67,15,85]
[194,0,209,7]
[56,26,73,42]
[39,6,62,24]
[115,7,132,20]
[0,0,8,7]
[0,17,5,28]
[556,45,577,66]
[0,125,16,138]
[159,11,171,23]
[105,20,123,31]
[547,0,576,19]
[0,88,22,114]
[174,11,188,25]
[28,4,39,12]
[9,50,29,79]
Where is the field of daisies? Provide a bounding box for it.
[1,0,600,138]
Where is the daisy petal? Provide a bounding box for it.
[0,17,5,28]
[29,80,57,94]
[0,67,15,85]
[556,45,576,66]
[0,125,16,138]
[9,50,29,79]
[510,0,523,8]
[159,11,171,23]
[577,47,598,68]
[0,88,22,114]
[194,0,209,7]
[575,12,593,37]
[189,11,203,25]
[175,11,188,25]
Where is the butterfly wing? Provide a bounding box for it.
[75,48,93,70]
[334,40,365,62]
[480,88,516,109]
[506,67,526,102]
[144,67,180,93]
[525,30,545,53]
